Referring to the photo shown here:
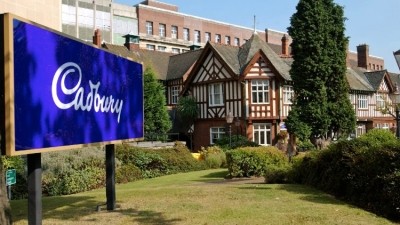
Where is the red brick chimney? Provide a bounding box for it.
[281,34,289,56]
[123,34,140,51]
[93,29,101,47]
[357,44,369,69]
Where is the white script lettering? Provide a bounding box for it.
[52,62,124,123]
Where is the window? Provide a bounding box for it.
[183,28,190,41]
[158,46,166,51]
[146,21,153,35]
[234,37,240,46]
[251,80,269,103]
[376,123,389,130]
[205,32,211,42]
[171,25,178,39]
[210,127,225,144]
[376,93,385,109]
[209,83,224,106]
[215,34,221,43]
[194,30,201,44]
[159,23,166,37]
[358,94,368,109]
[172,48,180,54]
[225,36,230,45]
[146,44,155,50]
[253,123,271,146]
[283,86,294,104]
[171,86,179,104]
[356,124,366,137]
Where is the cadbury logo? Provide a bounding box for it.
[51,62,123,123]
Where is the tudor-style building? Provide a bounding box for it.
[97,29,399,152]
[176,34,293,150]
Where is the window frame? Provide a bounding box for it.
[253,123,271,146]
[171,86,179,104]
[251,80,270,104]
[215,34,221,43]
[205,32,211,42]
[183,28,190,41]
[358,94,368,109]
[210,127,225,145]
[209,83,224,107]
[194,30,201,44]
[283,85,294,104]
[146,21,153,35]
[171,25,178,39]
[159,23,166,38]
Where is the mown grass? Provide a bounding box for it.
[11,169,398,225]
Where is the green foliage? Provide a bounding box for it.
[215,135,259,150]
[144,66,172,141]
[199,146,227,169]
[116,142,207,179]
[42,148,106,196]
[291,135,400,220]
[1,156,27,199]
[226,146,288,178]
[287,0,355,139]
[177,96,198,121]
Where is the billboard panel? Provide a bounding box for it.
[1,14,144,155]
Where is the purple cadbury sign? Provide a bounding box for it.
[12,19,143,151]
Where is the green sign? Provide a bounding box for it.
[6,169,16,186]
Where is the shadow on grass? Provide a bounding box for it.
[12,195,182,224]
[118,208,182,225]
[276,184,350,206]
[201,170,229,179]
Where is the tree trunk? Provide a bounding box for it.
[0,160,12,225]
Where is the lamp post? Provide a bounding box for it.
[234,117,240,141]
[226,111,234,148]
[390,84,400,138]
[394,50,400,70]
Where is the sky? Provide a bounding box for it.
[115,0,400,73]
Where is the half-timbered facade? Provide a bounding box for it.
[100,30,398,152]
[178,34,293,150]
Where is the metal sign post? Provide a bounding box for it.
[6,169,16,200]
[27,153,42,225]
[106,144,116,210]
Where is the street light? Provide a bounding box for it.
[226,111,234,147]
[234,117,240,141]
[390,83,400,138]
[394,50,400,70]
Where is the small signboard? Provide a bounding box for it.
[1,14,144,156]
[6,169,16,186]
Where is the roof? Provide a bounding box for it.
[346,67,374,92]
[364,70,388,91]
[103,43,173,80]
[206,33,291,80]
[166,49,203,80]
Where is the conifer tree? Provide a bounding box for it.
[286,0,355,140]
[143,66,172,140]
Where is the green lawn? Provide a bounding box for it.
[11,169,397,225]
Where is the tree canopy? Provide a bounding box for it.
[286,0,356,140]
[143,66,172,140]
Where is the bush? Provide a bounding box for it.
[42,148,105,196]
[226,146,288,178]
[292,132,400,220]
[215,135,259,150]
[1,156,27,199]
[199,146,227,169]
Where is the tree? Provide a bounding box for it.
[143,66,172,141]
[0,158,12,225]
[286,0,355,141]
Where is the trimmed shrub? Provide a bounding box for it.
[292,129,400,220]
[226,146,288,178]
[199,146,227,169]
[215,135,259,150]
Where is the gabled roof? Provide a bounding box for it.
[238,34,291,80]
[346,67,374,92]
[166,49,203,80]
[364,70,391,91]
[389,72,400,87]
[103,43,173,80]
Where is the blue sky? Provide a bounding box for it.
[115,0,400,72]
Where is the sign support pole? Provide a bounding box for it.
[105,144,116,210]
[27,153,42,225]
